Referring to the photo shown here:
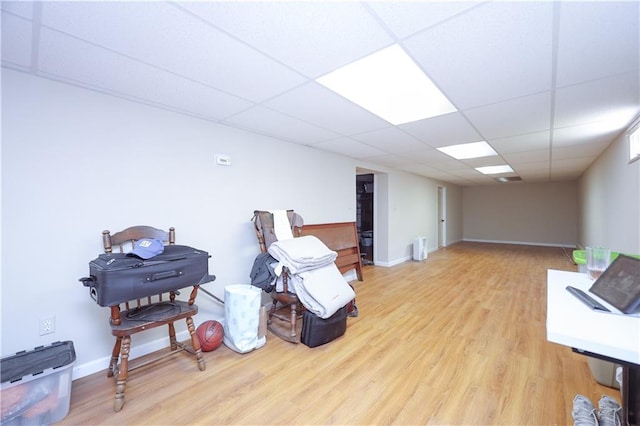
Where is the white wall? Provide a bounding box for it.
[1,69,458,377]
[386,173,438,264]
[462,181,578,247]
[578,130,640,254]
[443,184,463,246]
[365,170,462,267]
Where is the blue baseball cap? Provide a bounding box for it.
[128,238,164,259]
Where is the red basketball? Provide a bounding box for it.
[196,320,224,352]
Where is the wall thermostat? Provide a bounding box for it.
[215,154,232,166]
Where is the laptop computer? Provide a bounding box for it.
[589,254,640,314]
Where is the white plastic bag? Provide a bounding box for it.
[222,284,265,353]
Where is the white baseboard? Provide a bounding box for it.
[462,238,576,248]
[375,256,412,267]
[443,238,463,246]
[72,330,192,380]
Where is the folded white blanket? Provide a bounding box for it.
[274,263,354,319]
[268,209,294,241]
[268,235,337,275]
[298,264,355,318]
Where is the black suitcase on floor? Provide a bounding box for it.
[301,307,348,348]
[80,245,213,307]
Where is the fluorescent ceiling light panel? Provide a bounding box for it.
[475,165,514,175]
[496,176,522,183]
[437,141,497,160]
[316,44,457,125]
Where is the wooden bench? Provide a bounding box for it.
[299,222,363,281]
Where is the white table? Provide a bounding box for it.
[547,269,640,425]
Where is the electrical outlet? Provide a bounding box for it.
[39,316,55,335]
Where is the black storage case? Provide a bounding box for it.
[80,245,213,307]
[301,307,347,348]
[1,341,76,384]
[1,341,76,425]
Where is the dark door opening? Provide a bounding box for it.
[356,174,374,265]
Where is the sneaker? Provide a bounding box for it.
[598,395,622,426]
[347,303,358,317]
[572,394,599,426]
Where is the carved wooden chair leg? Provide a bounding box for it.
[268,301,277,325]
[289,303,297,338]
[108,336,122,378]
[168,322,178,351]
[114,335,131,412]
[186,316,206,371]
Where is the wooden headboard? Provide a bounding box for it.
[299,222,363,281]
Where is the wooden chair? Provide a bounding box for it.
[102,225,206,412]
[252,210,304,343]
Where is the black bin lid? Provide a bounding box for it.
[1,341,76,384]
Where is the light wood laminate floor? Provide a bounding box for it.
[60,242,616,425]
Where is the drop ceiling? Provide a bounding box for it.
[2,1,639,185]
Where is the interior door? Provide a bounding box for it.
[438,186,446,248]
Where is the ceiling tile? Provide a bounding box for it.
[518,164,551,173]
[448,169,497,185]
[1,11,33,70]
[405,151,469,171]
[464,92,552,140]
[512,160,551,171]
[314,137,387,159]
[0,1,34,19]
[556,1,640,87]
[402,164,447,176]
[179,1,393,79]
[553,123,623,148]
[551,156,595,173]
[419,170,477,185]
[366,1,484,40]
[553,72,640,129]
[489,131,550,154]
[552,141,610,160]
[549,168,585,180]
[403,1,554,110]
[503,150,550,164]
[263,82,390,136]
[351,127,427,153]
[518,171,551,182]
[223,105,341,145]
[360,154,419,168]
[37,28,253,120]
[40,1,307,102]
[460,156,508,168]
[399,112,483,148]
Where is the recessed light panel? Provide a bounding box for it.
[316,44,457,125]
[496,176,523,183]
[475,165,514,175]
[437,141,497,160]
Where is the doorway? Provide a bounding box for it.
[356,174,374,264]
[437,186,447,248]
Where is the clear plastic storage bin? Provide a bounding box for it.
[1,341,75,425]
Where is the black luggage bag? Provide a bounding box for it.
[301,306,348,348]
[80,245,214,307]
